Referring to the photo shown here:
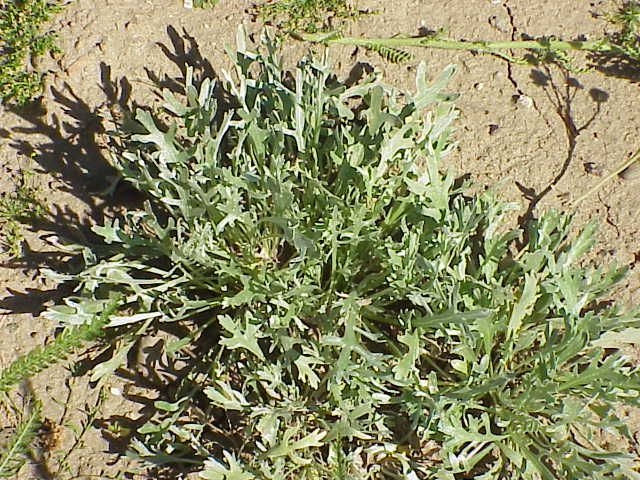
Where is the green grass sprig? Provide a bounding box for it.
[0,400,41,478]
[0,297,120,393]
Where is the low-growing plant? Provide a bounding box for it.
[185,0,219,9]
[0,0,62,105]
[0,165,47,257]
[32,29,640,479]
[255,0,368,33]
[608,0,640,60]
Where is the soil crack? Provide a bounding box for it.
[598,192,621,237]
[502,1,521,95]
[501,1,548,123]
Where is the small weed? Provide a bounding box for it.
[607,0,640,59]
[184,0,218,8]
[256,0,368,33]
[0,165,46,257]
[0,0,62,105]
[0,398,41,478]
[0,221,24,259]
[193,0,218,7]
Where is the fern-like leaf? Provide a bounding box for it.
[364,43,413,63]
[0,400,41,478]
[0,297,120,392]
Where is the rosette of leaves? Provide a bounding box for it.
[43,29,640,479]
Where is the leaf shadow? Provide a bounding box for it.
[590,51,640,83]
[2,26,233,477]
[516,64,609,226]
[91,320,226,478]
[1,26,224,316]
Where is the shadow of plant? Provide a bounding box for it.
[0,25,241,478]
[516,64,609,224]
[0,25,224,313]
[590,51,640,83]
[87,318,231,478]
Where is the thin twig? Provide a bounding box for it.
[573,149,640,205]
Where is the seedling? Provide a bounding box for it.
[0,165,47,257]
[0,0,62,105]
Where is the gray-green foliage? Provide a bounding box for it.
[43,30,640,479]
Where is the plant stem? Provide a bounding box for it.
[0,297,121,393]
[298,32,626,57]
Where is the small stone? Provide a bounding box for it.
[583,162,602,176]
[516,94,533,108]
[488,15,510,33]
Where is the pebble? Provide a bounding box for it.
[583,162,603,176]
[488,15,510,33]
[516,94,533,109]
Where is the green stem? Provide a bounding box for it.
[0,297,121,392]
[0,400,41,477]
[298,32,624,56]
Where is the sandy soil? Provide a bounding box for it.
[0,0,639,478]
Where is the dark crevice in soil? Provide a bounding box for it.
[517,64,607,225]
